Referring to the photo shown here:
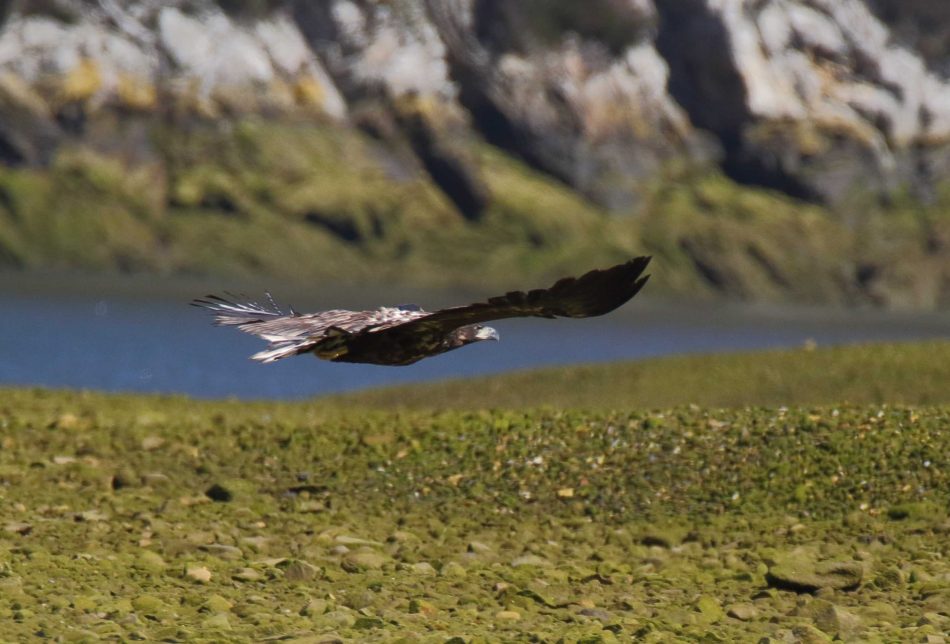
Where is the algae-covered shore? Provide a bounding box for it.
[1,342,949,641]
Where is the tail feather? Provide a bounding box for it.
[191,292,291,328]
[251,341,315,364]
[194,292,317,363]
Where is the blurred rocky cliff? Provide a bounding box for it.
[0,0,948,307]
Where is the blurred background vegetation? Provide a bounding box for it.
[0,0,947,308]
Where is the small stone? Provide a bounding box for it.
[387,530,417,543]
[335,535,384,548]
[766,551,863,592]
[353,598,377,613]
[496,610,521,621]
[54,413,84,430]
[202,613,230,630]
[861,601,897,624]
[135,551,167,573]
[111,468,140,489]
[511,554,551,567]
[76,509,109,522]
[300,598,328,616]
[467,541,493,554]
[440,561,467,578]
[409,562,437,576]
[205,484,233,502]
[315,609,356,629]
[577,607,612,622]
[886,502,944,521]
[233,568,263,582]
[102,598,133,617]
[361,433,394,447]
[72,596,98,612]
[639,527,683,548]
[873,565,905,589]
[240,536,270,553]
[557,487,575,498]
[131,595,168,617]
[4,522,32,535]
[342,551,387,572]
[790,623,833,643]
[14,608,35,621]
[517,587,561,608]
[727,603,757,621]
[294,499,327,514]
[803,599,863,637]
[919,612,949,627]
[48,597,71,611]
[142,472,170,486]
[353,616,384,629]
[257,557,287,568]
[202,595,233,613]
[407,598,437,615]
[141,436,165,451]
[281,560,320,581]
[694,595,724,624]
[910,568,934,584]
[186,565,212,583]
[200,544,244,560]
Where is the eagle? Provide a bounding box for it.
[192,256,650,366]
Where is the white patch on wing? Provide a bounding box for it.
[366,307,428,332]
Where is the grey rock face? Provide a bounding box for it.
[867,0,950,78]
[0,0,949,209]
[295,0,455,100]
[656,0,950,203]
[0,0,345,119]
[429,0,701,210]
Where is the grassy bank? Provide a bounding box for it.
[326,340,950,410]
[0,117,947,308]
[1,342,949,640]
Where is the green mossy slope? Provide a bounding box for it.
[1,341,949,640]
[0,119,638,289]
[0,118,947,306]
[0,391,947,640]
[326,340,950,410]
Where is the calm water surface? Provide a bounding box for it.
[2,273,948,400]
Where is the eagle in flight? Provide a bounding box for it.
[193,256,650,366]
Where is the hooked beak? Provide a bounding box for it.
[476,326,500,342]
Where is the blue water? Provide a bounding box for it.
[1,274,948,399]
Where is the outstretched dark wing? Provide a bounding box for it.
[369,256,651,340]
[194,257,650,364]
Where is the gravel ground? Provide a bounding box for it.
[0,389,947,641]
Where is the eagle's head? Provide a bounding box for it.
[448,324,500,348]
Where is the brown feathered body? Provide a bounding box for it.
[193,256,650,366]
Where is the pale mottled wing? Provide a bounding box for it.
[368,256,651,340]
[191,295,429,362]
[193,295,382,338]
